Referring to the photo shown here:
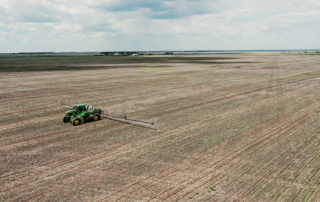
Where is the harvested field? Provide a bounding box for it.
[1,52,320,201]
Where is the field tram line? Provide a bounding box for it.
[154,109,315,201]
[114,105,267,177]
[132,72,320,120]
[301,160,320,201]
[166,115,317,201]
[230,112,319,182]
[211,118,313,194]
[280,158,320,201]
[146,83,292,138]
[250,129,319,190]
[285,129,320,175]
[285,142,320,191]
[134,111,258,163]
[174,85,320,167]
[295,162,320,190]
[122,88,305,176]
[290,187,305,201]
[3,70,320,199]
[197,106,320,201]
[282,131,320,185]
[105,98,318,200]
[120,102,320,201]
[100,87,320,200]
[142,83,320,171]
[200,103,320,192]
[124,81,317,168]
[238,121,319,200]
[135,76,320,130]
[300,147,320,185]
[87,86,301,195]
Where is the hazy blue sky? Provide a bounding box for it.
[0,0,319,52]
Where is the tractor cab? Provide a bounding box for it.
[73,104,86,113]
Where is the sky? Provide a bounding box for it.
[0,0,319,52]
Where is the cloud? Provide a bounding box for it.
[93,0,219,19]
[0,0,319,52]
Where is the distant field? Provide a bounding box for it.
[1,53,320,201]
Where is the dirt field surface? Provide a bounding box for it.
[1,52,320,201]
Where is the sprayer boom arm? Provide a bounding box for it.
[101,111,154,125]
[62,103,74,109]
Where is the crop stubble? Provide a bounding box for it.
[0,53,320,201]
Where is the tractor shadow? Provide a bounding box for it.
[82,119,101,125]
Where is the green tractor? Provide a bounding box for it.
[62,104,102,126]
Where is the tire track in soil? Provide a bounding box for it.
[177,114,315,200]
[162,94,320,200]
[146,109,317,201]
[94,93,316,200]
[160,99,320,200]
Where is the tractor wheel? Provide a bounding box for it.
[72,118,81,126]
[63,117,70,123]
[93,115,100,121]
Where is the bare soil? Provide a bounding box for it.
[1,53,320,201]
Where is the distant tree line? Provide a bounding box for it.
[99,52,157,56]
[164,52,173,55]
[100,52,140,56]
[304,50,320,54]
[281,50,320,54]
